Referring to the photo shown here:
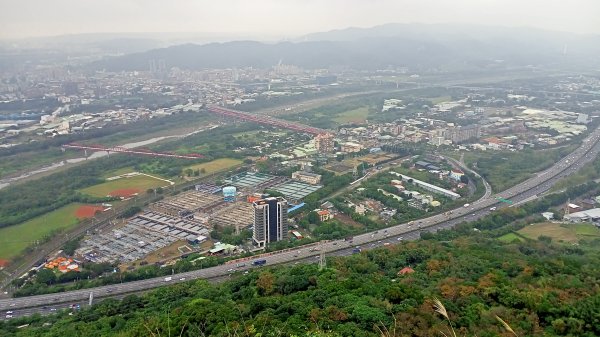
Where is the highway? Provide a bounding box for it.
[2,125,600,319]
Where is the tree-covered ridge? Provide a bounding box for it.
[3,227,599,337]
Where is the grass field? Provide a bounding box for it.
[498,232,526,243]
[80,173,171,198]
[575,223,600,237]
[333,107,370,124]
[185,158,243,175]
[517,222,600,243]
[0,204,83,260]
[101,167,135,179]
[429,96,452,104]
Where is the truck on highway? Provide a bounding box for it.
[164,277,172,282]
[252,259,267,266]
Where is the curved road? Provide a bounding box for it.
[2,126,600,316]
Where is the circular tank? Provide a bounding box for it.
[222,186,237,202]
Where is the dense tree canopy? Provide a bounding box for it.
[3,218,600,336]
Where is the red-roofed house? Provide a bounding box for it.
[449,169,465,182]
[483,137,507,150]
[317,209,333,222]
[398,267,415,275]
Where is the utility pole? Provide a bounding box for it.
[318,242,326,270]
[89,291,94,306]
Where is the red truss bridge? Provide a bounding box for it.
[207,105,328,135]
[62,144,204,159]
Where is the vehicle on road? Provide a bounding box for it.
[352,248,361,254]
[489,207,497,211]
[463,203,470,207]
[252,259,267,266]
[164,277,172,282]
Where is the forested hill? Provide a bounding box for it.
[2,212,600,336]
[91,24,600,71]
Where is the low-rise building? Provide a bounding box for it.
[341,142,363,153]
[391,172,461,200]
[563,208,600,223]
[291,171,322,185]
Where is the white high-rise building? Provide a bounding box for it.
[252,197,288,247]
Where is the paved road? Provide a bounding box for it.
[443,154,492,200]
[2,125,600,319]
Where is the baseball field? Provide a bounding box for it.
[0,203,106,261]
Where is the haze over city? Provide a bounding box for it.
[1,0,600,40]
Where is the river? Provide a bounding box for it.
[0,126,215,190]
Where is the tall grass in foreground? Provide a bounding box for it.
[376,297,519,337]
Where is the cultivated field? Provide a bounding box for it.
[185,158,243,175]
[0,203,103,260]
[80,173,171,198]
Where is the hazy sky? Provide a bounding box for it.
[1,0,599,39]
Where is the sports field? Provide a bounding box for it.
[0,203,103,261]
[80,173,171,198]
[185,158,243,175]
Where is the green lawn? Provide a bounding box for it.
[575,223,600,237]
[80,174,171,197]
[333,107,370,124]
[185,158,243,175]
[517,222,600,243]
[0,203,83,260]
[498,232,526,243]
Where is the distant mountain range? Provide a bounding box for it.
[91,23,600,71]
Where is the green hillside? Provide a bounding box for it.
[2,228,599,337]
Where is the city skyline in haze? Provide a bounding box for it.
[1,0,599,40]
